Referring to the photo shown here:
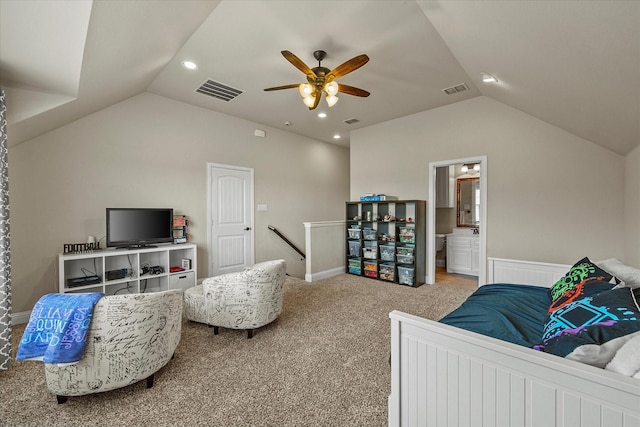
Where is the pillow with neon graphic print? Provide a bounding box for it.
[548,257,622,313]
[536,287,640,368]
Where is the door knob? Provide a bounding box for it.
[244,227,251,231]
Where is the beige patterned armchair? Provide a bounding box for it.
[44,290,183,403]
[184,259,286,338]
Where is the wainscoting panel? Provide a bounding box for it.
[389,311,640,427]
[487,257,570,287]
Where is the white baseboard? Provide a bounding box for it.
[305,266,345,282]
[12,310,31,325]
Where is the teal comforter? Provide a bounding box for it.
[439,284,551,347]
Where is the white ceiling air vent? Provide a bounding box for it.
[196,79,243,101]
[442,83,469,95]
[344,118,360,125]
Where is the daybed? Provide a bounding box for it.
[389,257,640,427]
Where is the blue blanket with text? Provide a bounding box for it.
[17,292,104,363]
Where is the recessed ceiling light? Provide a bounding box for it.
[333,134,341,139]
[182,60,198,70]
[481,72,498,83]
[318,112,327,118]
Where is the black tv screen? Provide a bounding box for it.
[106,208,173,248]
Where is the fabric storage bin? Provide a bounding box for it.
[348,240,362,257]
[398,227,415,244]
[396,254,414,264]
[348,258,362,275]
[363,260,378,278]
[397,266,414,285]
[348,228,362,239]
[380,245,395,261]
[363,227,377,241]
[379,263,395,281]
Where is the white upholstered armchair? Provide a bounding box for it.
[44,290,183,403]
[184,259,286,338]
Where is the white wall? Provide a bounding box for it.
[625,144,640,266]
[351,96,626,268]
[8,93,350,313]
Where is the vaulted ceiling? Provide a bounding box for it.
[1,1,638,156]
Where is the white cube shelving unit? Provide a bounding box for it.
[58,243,197,295]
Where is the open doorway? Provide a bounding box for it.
[426,156,487,287]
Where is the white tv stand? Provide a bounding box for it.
[58,243,197,295]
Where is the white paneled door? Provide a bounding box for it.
[208,163,254,277]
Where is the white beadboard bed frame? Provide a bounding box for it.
[389,257,640,427]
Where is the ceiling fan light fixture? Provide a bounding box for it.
[299,83,313,98]
[303,95,316,108]
[326,94,339,107]
[325,81,339,96]
[264,50,370,111]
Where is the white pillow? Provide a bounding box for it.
[595,258,640,289]
[605,333,640,377]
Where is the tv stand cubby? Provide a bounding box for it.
[58,243,197,295]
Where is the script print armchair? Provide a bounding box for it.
[44,290,183,403]
[184,259,286,338]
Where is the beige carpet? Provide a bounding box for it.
[0,274,473,427]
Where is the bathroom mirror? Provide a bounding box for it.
[456,177,480,227]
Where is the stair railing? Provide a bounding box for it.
[268,225,305,260]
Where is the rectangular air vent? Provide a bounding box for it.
[344,118,360,125]
[196,79,243,102]
[442,83,469,95]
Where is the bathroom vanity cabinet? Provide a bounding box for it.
[446,233,479,276]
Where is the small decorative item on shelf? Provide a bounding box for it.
[63,241,102,254]
[173,215,190,244]
[360,194,398,202]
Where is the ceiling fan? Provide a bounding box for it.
[264,50,370,110]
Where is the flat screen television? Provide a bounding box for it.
[106,208,174,248]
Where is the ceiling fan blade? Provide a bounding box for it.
[338,83,370,97]
[263,84,300,92]
[281,50,315,77]
[309,91,321,110]
[327,54,369,80]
